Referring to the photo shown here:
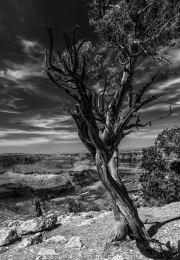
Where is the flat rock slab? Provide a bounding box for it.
[0,227,18,246]
[17,214,57,235]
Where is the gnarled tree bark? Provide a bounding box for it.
[108,148,134,241]
[96,149,150,242]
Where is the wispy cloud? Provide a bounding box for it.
[0,109,22,114]
[0,60,45,81]
[140,103,177,112]
[0,137,50,147]
[148,77,180,94]
[19,114,73,129]
[126,128,163,139]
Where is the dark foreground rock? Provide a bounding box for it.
[16,232,46,250]
[0,227,18,246]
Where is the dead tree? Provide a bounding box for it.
[44,0,180,252]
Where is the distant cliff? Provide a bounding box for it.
[0,151,142,199]
[0,154,41,168]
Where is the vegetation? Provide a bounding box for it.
[65,198,103,213]
[45,0,180,252]
[140,126,180,206]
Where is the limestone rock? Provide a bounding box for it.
[17,214,57,236]
[78,218,95,226]
[16,232,45,250]
[0,227,18,246]
[81,212,93,219]
[95,211,110,219]
[38,247,58,256]
[60,215,73,225]
[45,235,67,244]
[65,236,83,248]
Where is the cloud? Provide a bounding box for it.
[0,60,45,81]
[0,95,24,111]
[158,39,180,67]
[171,113,178,116]
[140,103,176,112]
[0,137,50,147]
[20,114,73,129]
[0,109,22,114]
[0,128,78,139]
[18,37,44,59]
[126,128,163,139]
[148,77,180,94]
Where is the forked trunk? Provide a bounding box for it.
[96,149,149,242]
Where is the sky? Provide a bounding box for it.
[0,0,180,154]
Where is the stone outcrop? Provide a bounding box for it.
[0,150,143,201]
[0,154,40,168]
[17,214,57,236]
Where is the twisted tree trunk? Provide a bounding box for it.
[96,149,149,242]
[108,149,134,241]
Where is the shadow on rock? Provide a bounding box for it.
[135,216,180,259]
[46,223,61,231]
[136,239,179,259]
[147,216,180,237]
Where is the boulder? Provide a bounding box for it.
[17,214,57,236]
[45,235,67,244]
[65,237,83,248]
[0,227,18,246]
[16,232,45,250]
[38,247,58,256]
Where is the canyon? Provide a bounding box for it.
[0,150,143,208]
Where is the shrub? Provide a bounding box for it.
[64,198,103,213]
[140,128,180,206]
[170,160,180,175]
[141,146,166,173]
[140,167,180,206]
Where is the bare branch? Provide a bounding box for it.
[122,129,134,139]
[46,28,53,64]
[125,105,172,130]
[133,74,157,105]
[47,72,80,102]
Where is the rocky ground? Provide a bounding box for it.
[0,152,180,259]
[0,202,180,259]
